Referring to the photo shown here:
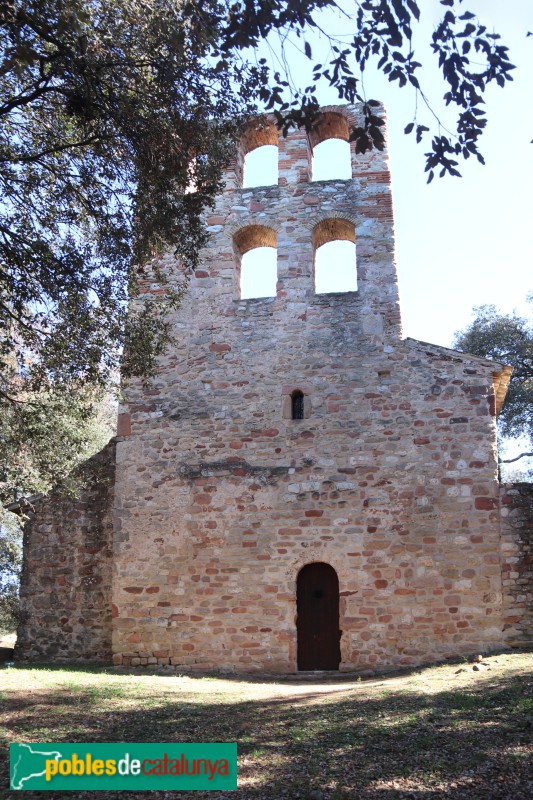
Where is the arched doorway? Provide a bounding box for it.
[296,562,341,671]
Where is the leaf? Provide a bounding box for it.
[406,0,420,22]
[404,122,414,134]
[369,126,385,149]
[416,124,429,143]
[354,131,371,154]
[304,41,312,58]
[462,23,477,37]
[391,0,409,24]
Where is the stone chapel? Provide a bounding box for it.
[15,103,532,673]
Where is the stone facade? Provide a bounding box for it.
[16,103,530,672]
[15,442,115,662]
[500,483,533,647]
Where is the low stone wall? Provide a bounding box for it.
[15,441,116,662]
[500,482,533,647]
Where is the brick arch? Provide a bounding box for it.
[304,210,358,233]
[312,218,355,250]
[241,118,279,156]
[308,111,350,149]
[226,217,279,239]
[233,224,277,256]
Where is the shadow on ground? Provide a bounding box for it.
[1,658,532,799]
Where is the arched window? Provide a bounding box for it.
[313,218,357,294]
[309,112,351,182]
[241,122,279,188]
[233,225,277,299]
[291,390,304,420]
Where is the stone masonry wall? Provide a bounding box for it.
[15,441,116,662]
[500,483,533,647]
[112,104,510,673]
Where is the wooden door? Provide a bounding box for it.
[297,562,340,670]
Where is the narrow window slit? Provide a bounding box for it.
[292,390,304,420]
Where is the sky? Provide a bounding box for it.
[372,0,532,347]
[244,0,532,348]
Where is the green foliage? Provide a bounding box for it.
[0,509,20,583]
[0,509,22,634]
[0,0,250,499]
[0,583,19,635]
[454,302,533,472]
[0,0,250,398]
[0,0,517,498]
[0,386,116,505]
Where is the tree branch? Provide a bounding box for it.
[8,135,104,165]
[501,452,533,464]
[0,81,58,119]
[0,387,24,407]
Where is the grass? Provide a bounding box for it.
[1,651,532,799]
